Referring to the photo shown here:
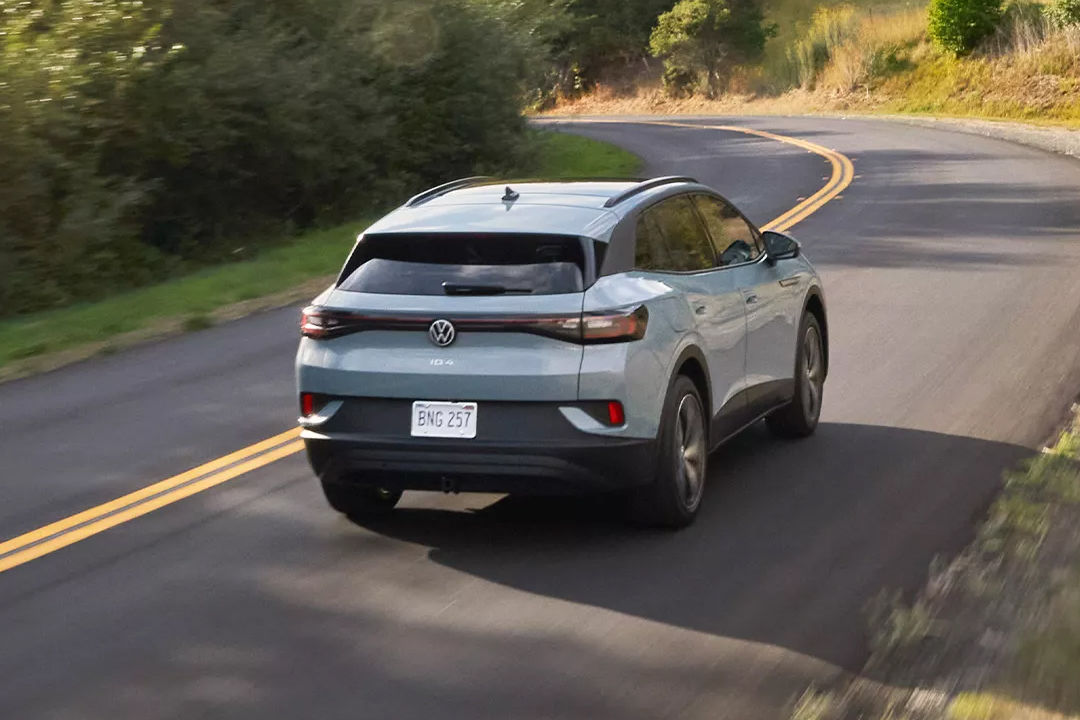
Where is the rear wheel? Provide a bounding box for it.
[321,480,402,518]
[628,375,708,528]
[766,312,825,438]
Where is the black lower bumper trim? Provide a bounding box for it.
[303,434,657,495]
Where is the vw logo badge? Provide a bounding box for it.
[428,319,456,347]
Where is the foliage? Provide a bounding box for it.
[526,130,642,178]
[0,0,531,318]
[1011,573,1080,715]
[865,588,936,659]
[775,5,861,89]
[649,0,775,96]
[1046,0,1080,28]
[469,0,576,104]
[559,0,680,81]
[0,130,640,372]
[928,0,1005,54]
[494,0,683,101]
[0,0,174,314]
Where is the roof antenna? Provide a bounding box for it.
[501,186,520,203]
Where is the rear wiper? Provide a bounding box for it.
[442,283,533,296]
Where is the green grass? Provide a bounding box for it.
[0,220,369,370]
[528,129,643,178]
[0,130,641,375]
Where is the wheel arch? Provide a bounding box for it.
[672,344,712,423]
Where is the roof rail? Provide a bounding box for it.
[405,176,493,208]
[602,176,698,208]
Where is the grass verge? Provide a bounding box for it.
[0,130,642,383]
[527,128,644,178]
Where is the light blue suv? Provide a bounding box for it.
[297,177,828,527]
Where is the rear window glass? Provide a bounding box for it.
[338,233,586,296]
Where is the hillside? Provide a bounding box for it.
[545,0,1080,127]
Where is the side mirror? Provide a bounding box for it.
[762,230,800,265]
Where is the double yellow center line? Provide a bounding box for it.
[0,121,855,576]
[0,429,304,573]
[642,121,856,232]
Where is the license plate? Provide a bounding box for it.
[411,401,478,439]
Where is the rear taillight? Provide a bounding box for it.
[300,306,340,339]
[486,306,647,344]
[298,305,648,344]
[581,306,648,343]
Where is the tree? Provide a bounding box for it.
[1046,0,1080,28]
[0,0,532,316]
[927,0,1003,55]
[560,0,680,80]
[649,0,774,97]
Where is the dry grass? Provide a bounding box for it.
[877,20,1080,122]
[819,7,927,92]
[544,3,1080,129]
[948,692,1079,720]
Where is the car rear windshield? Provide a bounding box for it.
[338,233,587,296]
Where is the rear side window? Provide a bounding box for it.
[634,213,672,271]
[692,195,762,266]
[338,233,586,296]
[639,196,716,272]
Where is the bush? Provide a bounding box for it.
[649,0,775,97]
[928,0,1004,54]
[777,5,860,89]
[1046,0,1080,27]
[0,0,532,317]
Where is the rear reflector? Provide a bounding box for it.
[300,393,318,416]
[607,401,625,426]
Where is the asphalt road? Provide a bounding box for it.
[3,117,1080,719]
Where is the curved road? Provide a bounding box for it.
[3,117,1080,719]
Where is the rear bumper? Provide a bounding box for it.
[302,433,657,494]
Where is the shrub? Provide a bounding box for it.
[928,0,1005,54]
[0,0,531,317]
[779,5,860,89]
[1047,0,1080,27]
[649,0,775,96]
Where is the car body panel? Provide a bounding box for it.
[732,252,819,405]
[298,289,586,402]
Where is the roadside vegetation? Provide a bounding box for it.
[789,408,1080,720]
[0,129,639,380]
[542,0,1080,127]
[0,0,646,378]
[1,0,532,319]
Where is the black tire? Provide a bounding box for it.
[321,480,402,518]
[766,312,825,438]
[627,375,709,529]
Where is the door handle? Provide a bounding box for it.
[694,304,707,315]
[744,294,759,305]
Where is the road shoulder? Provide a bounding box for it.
[791,405,1080,720]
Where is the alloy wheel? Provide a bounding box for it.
[674,393,707,512]
[802,324,824,424]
